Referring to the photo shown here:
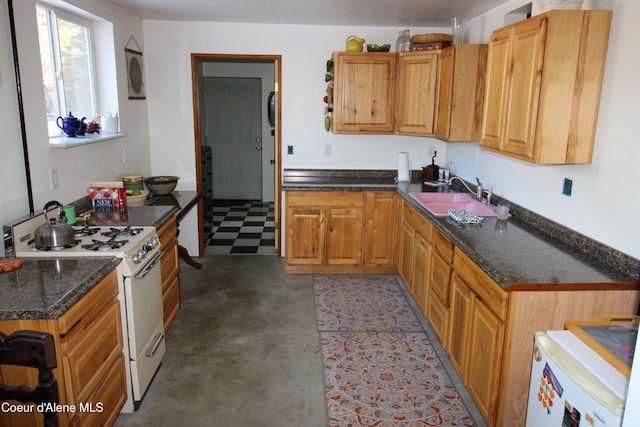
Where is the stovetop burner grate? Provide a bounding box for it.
[74,226,100,237]
[34,240,81,251]
[81,237,130,251]
[101,226,144,238]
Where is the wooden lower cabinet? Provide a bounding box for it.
[397,200,640,426]
[447,275,475,377]
[158,217,180,331]
[0,270,126,427]
[410,233,430,313]
[426,289,449,344]
[467,297,505,421]
[326,207,363,265]
[448,273,504,425]
[364,192,397,266]
[285,191,396,274]
[447,247,640,427]
[69,354,126,427]
[398,218,415,286]
[398,199,454,329]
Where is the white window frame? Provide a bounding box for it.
[37,2,99,138]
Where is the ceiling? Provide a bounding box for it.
[109,0,512,27]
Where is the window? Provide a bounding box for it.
[36,3,97,137]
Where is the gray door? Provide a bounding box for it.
[205,77,262,200]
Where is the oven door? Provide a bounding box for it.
[123,251,166,400]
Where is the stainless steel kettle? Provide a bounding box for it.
[34,201,76,249]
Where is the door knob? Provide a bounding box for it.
[256,138,261,143]
[256,146,262,151]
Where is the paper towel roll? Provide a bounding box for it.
[397,152,410,182]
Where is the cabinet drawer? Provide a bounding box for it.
[70,354,126,427]
[62,300,123,405]
[453,247,508,321]
[58,270,118,337]
[431,228,453,263]
[287,191,364,207]
[402,201,432,240]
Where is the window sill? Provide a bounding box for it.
[49,132,126,148]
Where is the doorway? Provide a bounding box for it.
[191,54,282,256]
[204,77,263,200]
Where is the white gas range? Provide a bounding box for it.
[8,215,166,413]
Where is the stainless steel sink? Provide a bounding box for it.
[409,192,497,217]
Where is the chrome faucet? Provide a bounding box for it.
[448,176,489,203]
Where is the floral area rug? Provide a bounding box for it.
[314,276,422,333]
[314,276,476,427]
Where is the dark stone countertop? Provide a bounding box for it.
[282,169,640,290]
[1,191,200,321]
[77,191,201,228]
[0,257,121,320]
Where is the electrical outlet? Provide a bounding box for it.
[287,145,294,155]
[562,178,573,196]
[324,144,332,156]
[49,168,59,190]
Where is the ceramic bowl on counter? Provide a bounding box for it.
[126,190,149,207]
[144,176,179,195]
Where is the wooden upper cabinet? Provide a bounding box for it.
[331,52,397,133]
[434,45,488,141]
[481,10,612,164]
[395,51,439,135]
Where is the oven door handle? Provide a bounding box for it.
[146,333,165,357]
[135,250,164,279]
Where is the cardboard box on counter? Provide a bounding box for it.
[87,181,128,225]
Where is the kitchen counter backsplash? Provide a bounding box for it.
[283,168,419,190]
[283,168,640,282]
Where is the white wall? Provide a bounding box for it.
[0,0,151,255]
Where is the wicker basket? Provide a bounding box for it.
[410,41,452,51]
[411,33,453,44]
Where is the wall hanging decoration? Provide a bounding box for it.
[125,36,146,100]
[324,59,333,132]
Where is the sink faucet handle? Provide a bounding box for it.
[475,177,484,200]
[484,190,492,205]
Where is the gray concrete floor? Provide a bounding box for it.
[114,255,486,427]
[114,256,326,426]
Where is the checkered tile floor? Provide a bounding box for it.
[205,200,276,255]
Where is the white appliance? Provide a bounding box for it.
[9,215,166,413]
[526,330,628,427]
